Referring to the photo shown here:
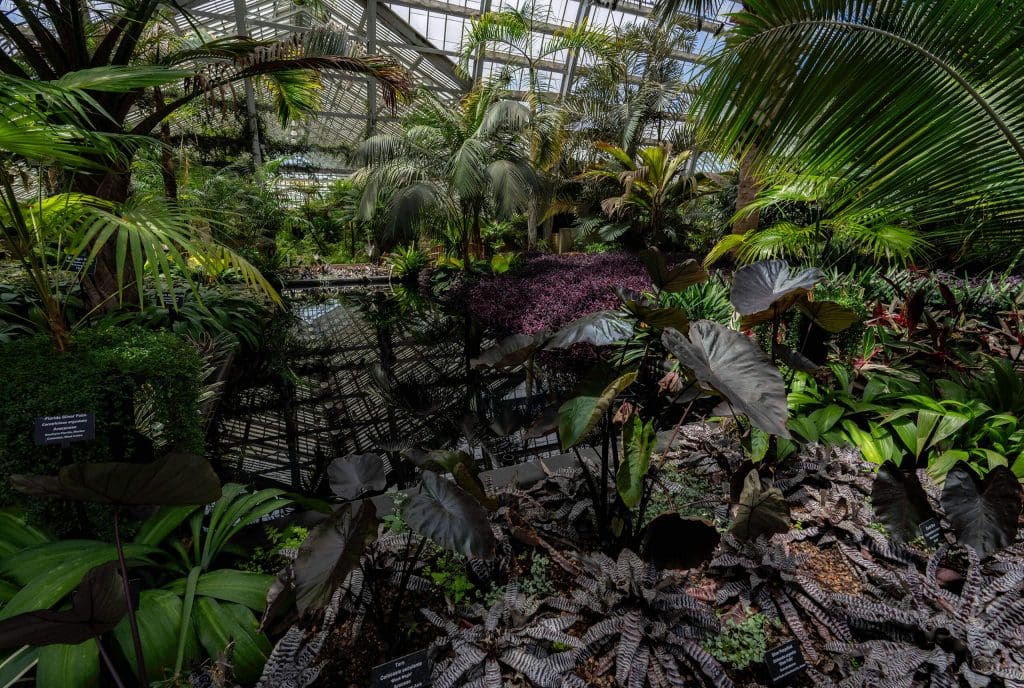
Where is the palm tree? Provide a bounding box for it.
[0,1,410,306]
[0,71,275,351]
[564,22,699,162]
[352,81,537,265]
[581,141,722,247]
[458,0,615,95]
[659,0,1024,257]
[704,178,927,267]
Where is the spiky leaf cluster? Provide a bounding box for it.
[710,535,850,664]
[830,545,1024,686]
[548,549,731,688]
[424,582,574,688]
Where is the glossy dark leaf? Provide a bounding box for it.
[327,453,387,501]
[773,343,820,372]
[641,514,720,570]
[871,462,936,542]
[941,463,1021,556]
[546,311,634,349]
[471,333,548,369]
[730,470,790,541]
[11,453,221,506]
[403,472,495,560]
[797,299,859,333]
[638,248,709,292]
[622,302,690,333]
[730,260,823,325]
[662,321,790,437]
[0,562,127,648]
[293,501,379,611]
[558,366,638,449]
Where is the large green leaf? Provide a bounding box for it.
[0,542,156,620]
[616,416,656,509]
[0,512,49,557]
[11,453,221,506]
[730,471,790,541]
[36,641,98,688]
[941,463,1021,556]
[403,472,495,560]
[662,321,789,437]
[0,562,126,648]
[558,368,638,449]
[113,589,199,685]
[165,570,273,612]
[0,646,38,687]
[730,260,823,324]
[193,599,270,685]
[132,505,200,547]
[871,462,936,542]
[293,502,379,612]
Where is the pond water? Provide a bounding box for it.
[211,286,575,493]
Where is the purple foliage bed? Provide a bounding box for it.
[463,252,653,336]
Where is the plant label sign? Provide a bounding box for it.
[919,518,943,547]
[371,648,431,688]
[765,639,807,686]
[162,292,185,308]
[33,413,95,448]
[65,254,96,277]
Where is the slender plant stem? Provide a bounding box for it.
[113,509,147,686]
[95,638,128,688]
[655,397,696,469]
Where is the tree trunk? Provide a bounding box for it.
[542,215,554,243]
[73,167,139,313]
[527,199,539,249]
[154,86,178,201]
[732,146,761,235]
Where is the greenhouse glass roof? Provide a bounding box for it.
[168,0,741,174]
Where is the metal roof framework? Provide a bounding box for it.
[164,0,741,178]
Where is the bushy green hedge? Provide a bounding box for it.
[0,326,203,535]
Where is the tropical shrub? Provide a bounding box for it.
[0,327,203,535]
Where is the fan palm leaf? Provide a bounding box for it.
[689,0,1024,254]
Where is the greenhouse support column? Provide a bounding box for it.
[472,0,493,85]
[233,0,262,165]
[366,0,378,137]
[559,0,592,101]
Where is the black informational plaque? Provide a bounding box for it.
[919,518,943,547]
[162,292,185,308]
[33,413,95,448]
[765,639,807,685]
[371,649,431,688]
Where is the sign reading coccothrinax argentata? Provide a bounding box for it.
[33,413,96,448]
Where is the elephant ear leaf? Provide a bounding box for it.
[941,463,1021,556]
[403,472,495,560]
[730,260,823,327]
[327,453,387,501]
[10,453,221,506]
[558,367,638,449]
[471,333,549,369]
[546,311,634,349]
[639,248,708,292]
[797,299,859,333]
[615,416,656,508]
[730,470,790,541]
[0,561,127,648]
[293,501,379,612]
[871,461,936,542]
[662,321,789,437]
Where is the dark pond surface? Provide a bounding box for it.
[210,286,579,493]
